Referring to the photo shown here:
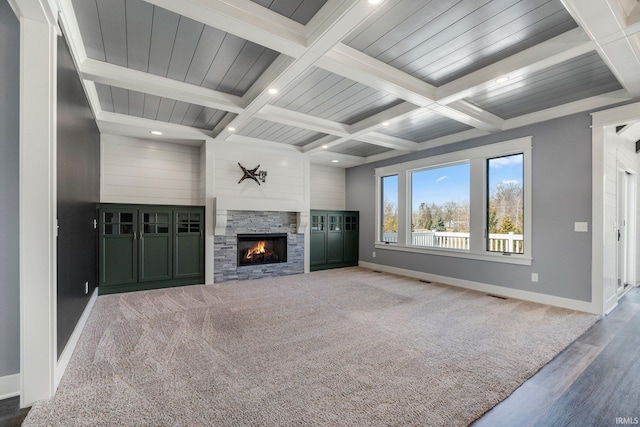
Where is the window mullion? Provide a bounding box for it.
[398,171,409,245]
[469,157,485,254]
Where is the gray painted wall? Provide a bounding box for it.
[0,0,20,377]
[346,112,593,302]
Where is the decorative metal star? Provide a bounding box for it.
[238,163,262,185]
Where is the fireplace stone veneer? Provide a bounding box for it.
[214,211,304,283]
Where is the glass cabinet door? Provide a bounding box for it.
[139,209,173,282]
[174,209,204,279]
[100,209,138,286]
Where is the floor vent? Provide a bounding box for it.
[373,270,383,273]
[419,279,432,284]
[488,294,508,300]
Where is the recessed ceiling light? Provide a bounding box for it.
[228,127,236,132]
[150,130,162,135]
[268,88,278,95]
[382,122,389,126]
[322,145,329,149]
[495,76,510,84]
[331,159,339,163]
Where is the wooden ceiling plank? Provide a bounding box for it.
[141,0,307,58]
[562,0,640,97]
[436,28,595,104]
[80,58,245,113]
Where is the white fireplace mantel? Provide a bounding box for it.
[214,197,309,235]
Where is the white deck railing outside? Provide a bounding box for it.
[382,232,524,253]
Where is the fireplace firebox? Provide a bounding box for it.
[237,233,287,266]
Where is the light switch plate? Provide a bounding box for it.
[574,222,588,232]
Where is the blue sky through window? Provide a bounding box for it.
[411,163,470,210]
[384,155,523,211]
[488,154,523,192]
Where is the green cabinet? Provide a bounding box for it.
[99,204,204,294]
[310,210,359,271]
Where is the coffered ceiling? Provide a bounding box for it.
[55,0,640,167]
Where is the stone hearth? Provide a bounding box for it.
[214,210,304,283]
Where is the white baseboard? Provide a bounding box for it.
[0,373,20,400]
[55,287,98,388]
[359,261,601,314]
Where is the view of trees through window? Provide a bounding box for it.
[487,153,524,253]
[411,163,470,248]
[381,175,398,242]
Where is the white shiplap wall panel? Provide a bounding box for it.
[214,141,307,204]
[310,164,345,210]
[101,134,201,205]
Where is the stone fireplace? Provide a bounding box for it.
[213,210,305,283]
[237,233,288,266]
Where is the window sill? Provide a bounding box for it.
[374,242,533,266]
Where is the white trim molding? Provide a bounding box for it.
[54,288,98,389]
[0,374,21,400]
[359,261,600,314]
[19,11,58,407]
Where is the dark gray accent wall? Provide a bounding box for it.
[346,112,593,302]
[0,0,20,378]
[56,34,100,358]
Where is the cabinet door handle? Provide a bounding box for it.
[133,231,137,240]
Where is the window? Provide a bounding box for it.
[380,175,398,243]
[411,163,470,249]
[375,137,531,265]
[487,154,524,254]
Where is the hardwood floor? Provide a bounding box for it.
[2,288,638,426]
[0,397,30,427]
[475,287,640,426]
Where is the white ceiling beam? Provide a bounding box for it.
[225,134,303,153]
[436,28,596,104]
[255,105,351,137]
[414,129,492,152]
[505,89,631,130]
[218,0,384,141]
[141,0,307,58]
[364,150,405,164]
[309,150,366,168]
[349,102,421,134]
[317,43,438,107]
[355,132,420,152]
[302,103,421,155]
[96,111,212,140]
[562,0,640,97]
[55,0,88,62]
[81,58,246,114]
[317,43,507,133]
[435,101,505,132]
[298,135,340,153]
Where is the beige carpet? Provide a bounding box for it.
[24,267,598,426]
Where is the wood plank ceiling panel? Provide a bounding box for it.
[95,0,128,68]
[330,140,391,157]
[238,118,327,146]
[274,68,403,125]
[344,0,577,86]
[125,0,153,72]
[467,52,623,119]
[377,109,473,142]
[72,0,280,96]
[143,5,179,77]
[249,0,328,25]
[94,83,227,130]
[70,0,105,61]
